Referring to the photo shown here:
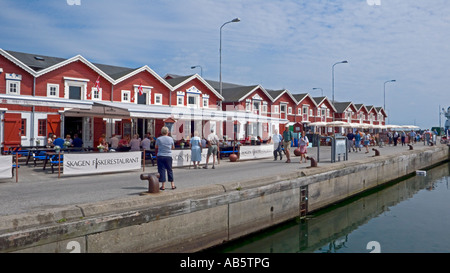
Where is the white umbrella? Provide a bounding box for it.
[327,121,351,127]
[310,122,327,127]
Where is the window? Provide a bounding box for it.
[273,105,279,114]
[122,90,131,103]
[177,96,184,106]
[288,107,292,114]
[154,93,162,105]
[280,104,286,113]
[47,84,59,97]
[91,87,102,100]
[5,73,22,95]
[20,119,26,136]
[64,77,88,100]
[262,104,267,113]
[202,97,209,108]
[7,81,20,94]
[187,94,199,108]
[38,119,47,137]
[246,101,251,111]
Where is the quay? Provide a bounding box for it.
[0,143,448,253]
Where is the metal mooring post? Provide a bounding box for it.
[140,173,161,194]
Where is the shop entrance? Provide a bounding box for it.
[64,117,83,139]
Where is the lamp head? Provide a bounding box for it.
[231,18,241,22]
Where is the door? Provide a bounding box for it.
[47,114,61,138]
[3,113,22,150]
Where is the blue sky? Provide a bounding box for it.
[1,0,449,129]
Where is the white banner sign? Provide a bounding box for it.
[0,155,13,179]
[171,148,208,167]
[63,152,141,175]
[239,144,273,160]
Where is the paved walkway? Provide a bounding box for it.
[0,142,443,216]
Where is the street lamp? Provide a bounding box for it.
[219,18,240,104]
[312,87,323,96]
[190,65,203,77]
[383,79,396,110]
[332,60,348,103]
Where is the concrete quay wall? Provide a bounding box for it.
[0,145,448,253]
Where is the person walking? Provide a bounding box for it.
[346,131,355,152]
[363,131,371,153]
[354,130,362,152]
[401,131,406,146]
[155,126,176,190]
[298,134,309,163]
[190,131,202,169]
[272,129,282,161]
[203,129,220,169]
[393,130,399,146]
[282,126,294,163]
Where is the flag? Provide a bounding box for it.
[88,76,101,99]
[138,83,143,96]
[95,76,101,91]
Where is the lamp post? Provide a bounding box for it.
[190,65,203,77]
[312,87,323,96]
[383,79,396,110]
[219,18,240,104]
[332,60,348,103]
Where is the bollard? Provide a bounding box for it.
[306,156,317,167]
[372,148,380,156]
[140,173,161,194]
[408,144,414,150]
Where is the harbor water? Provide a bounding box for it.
[212,162,450,253]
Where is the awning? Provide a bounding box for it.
[0,94,93,110]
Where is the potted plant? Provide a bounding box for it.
[63,140,71,149]
[54,145,61,153]
[97,144,105,152]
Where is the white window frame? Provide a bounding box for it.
[262,104,267,113]
[202,97,209,108]
[121,90,131,103]
[47,83,59,98]
[91,87,102,101]
[273,105,279,114]
[64,77,89,100]
[154,93,163,105]
[245,101,251,112]
[6,80,20,95]
[288,107,292,114]
[187,94,200,108]
[177,96,184,106]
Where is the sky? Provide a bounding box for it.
[1,0,449,129]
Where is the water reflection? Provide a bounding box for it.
[217,162,450,253]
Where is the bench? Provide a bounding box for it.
[49,154,64,174]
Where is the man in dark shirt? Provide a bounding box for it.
[346,131,355,152]
[72,134,83,148]
[282,126,294,163]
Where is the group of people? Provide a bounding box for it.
[46,133,83,149]
[272,126,309,164]
[155,127,221,191]
[97,133,156,152]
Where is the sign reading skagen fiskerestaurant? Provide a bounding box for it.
[239,144,273,160]
[63,152,142,175]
